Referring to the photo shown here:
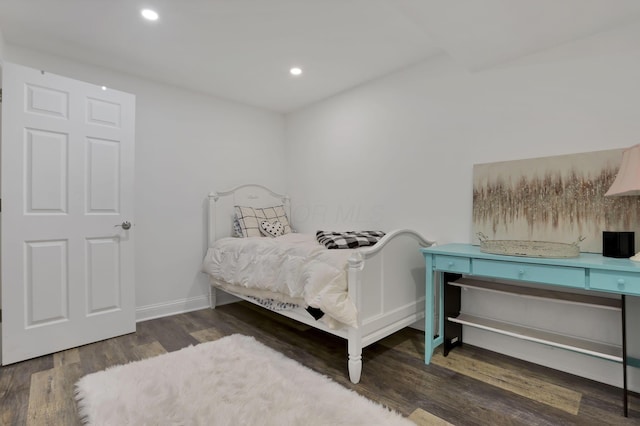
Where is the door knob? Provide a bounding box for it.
[115,221,132,230]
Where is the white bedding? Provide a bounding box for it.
[201,233,358,328]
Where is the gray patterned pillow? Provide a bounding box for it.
[232,216,244,238]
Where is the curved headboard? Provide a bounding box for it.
[208,184,291,246]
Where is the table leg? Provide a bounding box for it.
[424,255,443,364]
[622,294,628,417]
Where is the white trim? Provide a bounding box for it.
[136,295,210,322]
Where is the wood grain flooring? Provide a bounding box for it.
[1,301,638,425]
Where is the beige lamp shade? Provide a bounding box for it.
[605,144,640,196]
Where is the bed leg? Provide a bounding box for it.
[348,354,362,384]
[348,329,362,384]
[209,285,217,309]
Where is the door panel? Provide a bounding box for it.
[86,237,121,314]
[87,137,120,212]
[1,62,136,364]
[26,129,69,213]
[25,240,69,326]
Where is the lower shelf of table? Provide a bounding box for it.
[448,313,623,362]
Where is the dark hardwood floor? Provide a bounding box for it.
[1,301,637,425]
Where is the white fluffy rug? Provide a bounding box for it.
[75,334,414,425]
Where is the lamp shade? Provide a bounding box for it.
[605,144,640,196]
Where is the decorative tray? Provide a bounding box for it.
[476,233,584,258]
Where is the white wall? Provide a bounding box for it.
[0,25,3,311]
[0,24,5,61]
[285,27,640,387]
[286,51,640,237]
[4,45,287,320]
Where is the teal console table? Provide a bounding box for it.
[421,243,640,417]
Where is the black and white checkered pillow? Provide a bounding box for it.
[316,231,385,249]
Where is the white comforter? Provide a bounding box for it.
[201,233,358,328]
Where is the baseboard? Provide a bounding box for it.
[409,318,424,331]
[136,295,211,322]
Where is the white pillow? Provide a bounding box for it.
[259,220,284,237]
[234,206,263,237]
[255,205,291,234]
[234,205,291,238]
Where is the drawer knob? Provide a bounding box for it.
[617,278,625,289]
[518,269,525,276]
[448,261,454,267]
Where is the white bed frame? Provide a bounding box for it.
[207,184,435,383]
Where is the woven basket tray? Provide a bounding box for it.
[477,233,583,258]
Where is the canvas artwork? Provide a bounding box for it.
[472,148,640,254]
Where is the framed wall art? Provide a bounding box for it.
[472,148,640,253]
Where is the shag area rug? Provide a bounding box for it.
[75,334,414,425]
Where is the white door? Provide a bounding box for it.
[1,62,136,364]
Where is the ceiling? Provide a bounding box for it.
[1,0,639,113]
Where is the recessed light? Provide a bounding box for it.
[141,9,159,21]
[289,67,303,76]
[101,86,107,91]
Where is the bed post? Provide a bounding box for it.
[208,192,219,247]
[208,192,219,309]
[347,252,364,383]
[347,329,362,384]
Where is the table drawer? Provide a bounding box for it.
[434,255,471,274]
[472,259,586,288]
[590,270,640,295]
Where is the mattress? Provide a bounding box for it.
[202,233,358,328]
